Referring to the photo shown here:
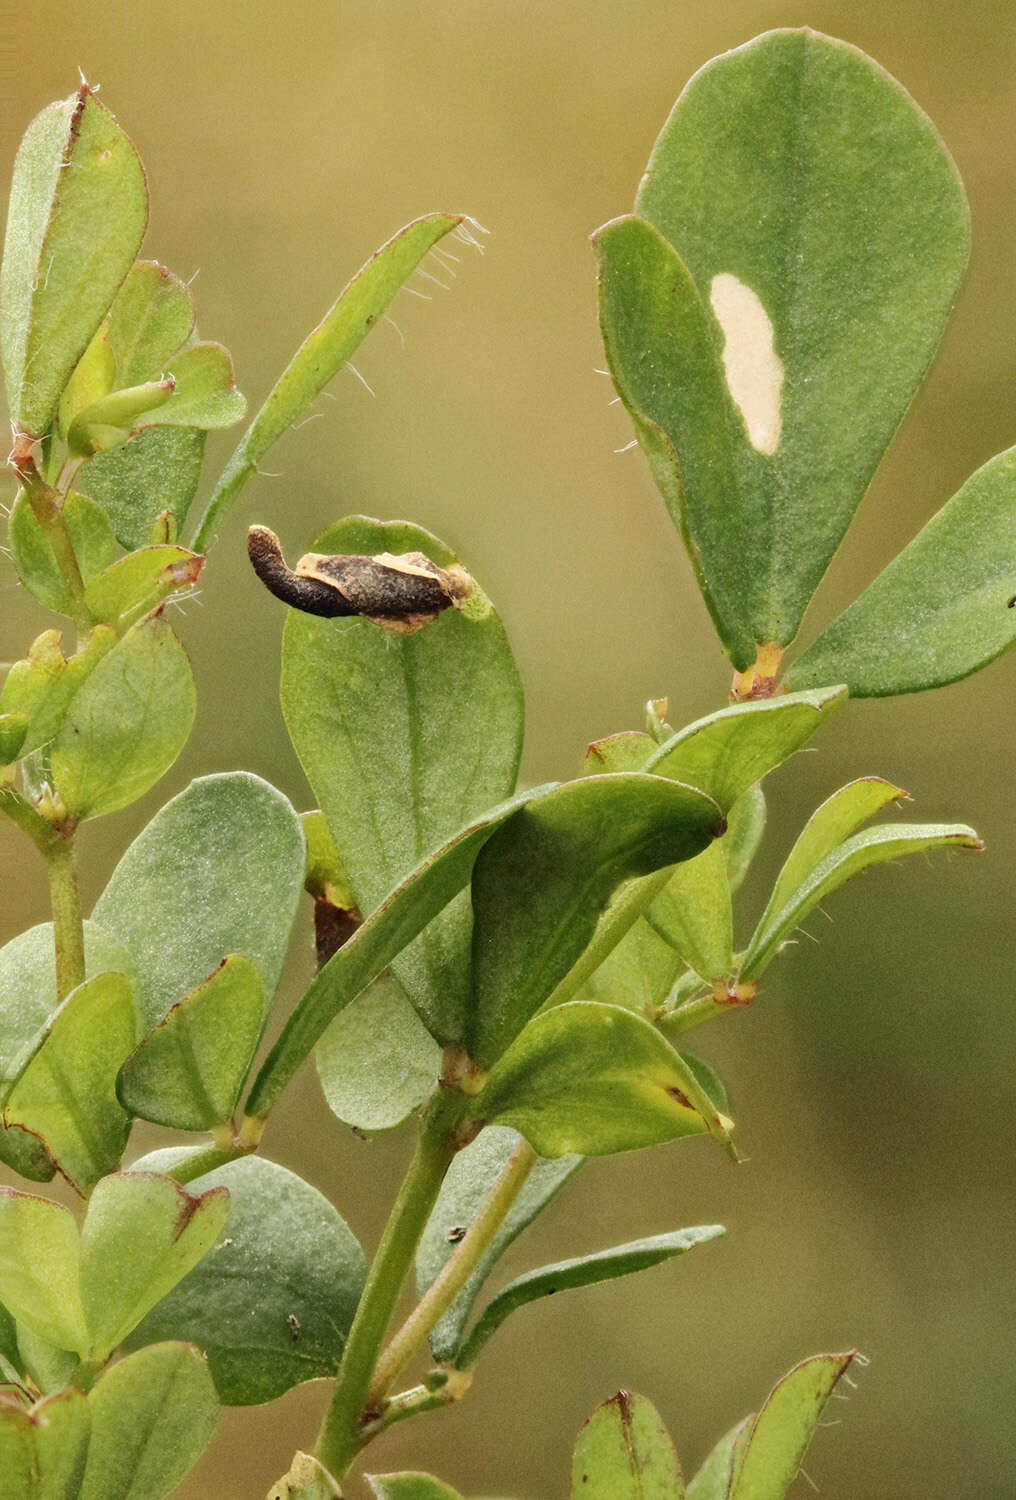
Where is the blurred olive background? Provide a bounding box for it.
[2,1,1015,1495]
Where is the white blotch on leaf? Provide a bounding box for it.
[709,273,784,455]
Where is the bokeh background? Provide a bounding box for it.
[2,1,1015,1495]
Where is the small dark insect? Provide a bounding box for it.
[446,1224,468,1243]
[1008,595,1016,608]
[287,1313,301,1343]
[247,525,472,632]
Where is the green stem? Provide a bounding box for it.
[46,835,85,1002]
[11,445,90,632]
[356,1374,472,1450]
[0,785,56,855]
[366,1135,536,1406]
[314,1086,469,1479]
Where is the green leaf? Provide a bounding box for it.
[80,1342,218,1500]
[760,777,906,933]
[118,955,264,1132]
[316,971,440,1131]
[50,613,196,820]
[282,516,523,1044]
[0,920,133,1180]
[67,377,175,457]
[601,29,969,664]
[729,1352,856,1500]
[58,323,115,438]
[473,1002,729,1158]
[92,772,305,1031]
[416,1125,581,1363]
[1,627,117,759]
[0,716,28,764]
[723,785,766,893]
[10,489,118,615]
[0,1190,87,1353]
[4,972,135,1194]
[646,844,732,983]
[193,213,469,550]
[571,1390,683,1499]
[686,1418,753,1500]
[785,445,1016,696]
[104,260,195,386]
[81,545,203,624]
[80,1172,229,1362]
[14,1325,78,1396]
[740,821,982,982]
[0,1387,91,1500]
[245,786,550,1119]
[1,86,148,437]
[581,915,684,1016]
[459,1226,724,1369]
[466,774,723,1065]
[646,688,847,812]
[124,1158,366,1405]
[82,426,206,551]
[135,341,245,430]
[366,1477,463,1500]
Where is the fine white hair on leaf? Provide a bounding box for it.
[186,268,202,287]
[613,438,638,454]
[413,265,451,292]
[401,285,432,302]
[382,313,406,348]
[798,1466,819,1493]
[431,244,461,269]
[290,411,324,432]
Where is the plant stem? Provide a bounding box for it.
[10,444,90,633]
[356,1372,473,1450]
[46,834,85,1001]
[366,1135,536,1407]
[314,1086,469,1479]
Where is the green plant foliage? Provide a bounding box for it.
[316,972,441,1132]
[118,954,265,1131]
[581,913,683,1016]
[0,86,148,437]
[283,516,523,1044]
[9,490,118,615]
[645,843,732,983]
[49,613,196,820]
[104,261,195,385]
[685,1419,752,1500]
[0,1385,90,1500]
[0,1190,88,1353]
[125,1158,366,1405]
[457,1226,724,1369]
[83,427,206,551]
[722,785,766,893]
[133,341,245,430]
[740,821,982,982]
[79,1172,229,1361]
[466,775,723,1065]
[598,29,969,666]
[472,1002,729,1157]
[0,627,117,758]
[725,1352,856,1500]
[4,972,135,1193]
[417,1126,581,1362]
[246,785,549,1117]
[81,545,202,624]
[267,1452,344,1500]
[193,213,470,550]
[366,1476,464,1500]
[571,1390,683,1499]
[79,1343,219,1500]
[785,446,1016,695]
[646,689,846,811]
[92,772,305,1030]
[0,921,133,1180]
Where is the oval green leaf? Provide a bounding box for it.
[104,260,195,386]
[785,446,1016,696]
[571,1390,683,1500]
[686,1418,753,1500]
[0,1386,90,1500]
[118,954,264,1132]
[282,516,523,1044]
[467,774,723,1066]
[10,489,118,615]
[316,971,440,1132]
[82,426,206,551]
[50,613,196,821]
[80,1172,229,1361]
[92,772,305,1031]
[614,29,969,662]
[729,1352,856,1500]
[366,1477,463,1500]
[473,1002,727,1158]
[81,545,202,624]
[124,1158,366,1405]
[1,86,148,437]
[0,1188,87,1354]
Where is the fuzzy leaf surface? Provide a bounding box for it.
[124,1158,365,1405]
[0,1190,86,1353]
[92,772,304,1031]
[316,972,440,1131]
[0,1387,90,1500]
[571,1390,683,1499]
[10,490,118,615]
[83,426,206,550]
